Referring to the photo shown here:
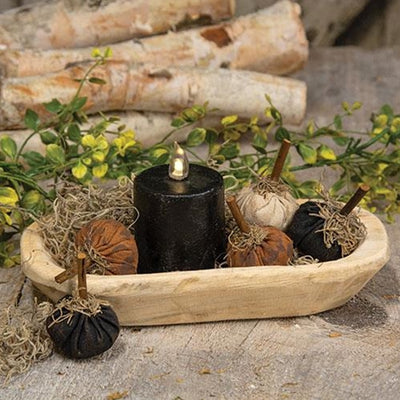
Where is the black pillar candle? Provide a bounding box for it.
[134,164,225,273]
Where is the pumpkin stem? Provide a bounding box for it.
[226,196,251,234]
[340,184,370,216]
[77,251,88,300]
[270,139,291,182]
[55,264,78,284]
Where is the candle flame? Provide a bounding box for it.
[169,142,189,180]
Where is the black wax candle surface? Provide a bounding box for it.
[134,164,225,273]
[286,201,342,261]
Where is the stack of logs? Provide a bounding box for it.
[0,0,309,147]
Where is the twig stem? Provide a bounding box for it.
[226,196,250,233]
[340,184,370,215]
[77,251,88,300]
[270,139,291,181]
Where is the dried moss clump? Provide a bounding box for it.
[0,301,53,384]
[314,199,366,257]
[38,178,136,272]
[47,292,110,328]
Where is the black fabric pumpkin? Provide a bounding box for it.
[46,295,120,359]
[285,201,342,261]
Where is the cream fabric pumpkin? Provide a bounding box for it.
[236,185,298,231]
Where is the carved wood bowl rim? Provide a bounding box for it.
[20,202,390,326]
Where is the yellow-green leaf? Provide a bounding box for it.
[11,209,24,226]
[257,164,269,176]
[306,120,315,136]
[46,144,65,164]
[264,108,273,119]
[82,157,92,166]
[121,129,135,140]
[221,115,238,126]
[329,179,346,195]
[91,48,102,58]
[2,210,13,225]
[0,187,19,206]
[210,143,221,156]
[250,116,258,125]
[104,47,113,59]
[151,147,169,160]
[2,257,16,268]
[375,187,393,196]
[390,117,400,132]
[374,114,388,128]
[72,163,88,179]
[81,134,97,148]
[24,109,40,131]
[95,135,109,151]
[297,180,320,197]
[186,128,206,147]
[0,136,17,159]
[92,151,106,163]
[92,164,108,178]
[223,175,239,191]
[21,190,45,212]
[317,144,336,161]
[342,101,350,112]
[297,143,317,164]
[223,129,241,141]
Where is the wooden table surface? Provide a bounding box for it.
[1,46,400,400]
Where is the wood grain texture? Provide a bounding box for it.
[20,206,390,326]
[0,62,307,129]
[0,0,308,78]
[1,46,400,399]
[0,0,234,49]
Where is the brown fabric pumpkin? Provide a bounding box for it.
[75,219,138,274]
[227,226,293,267]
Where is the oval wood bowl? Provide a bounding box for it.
[21,206,390,326]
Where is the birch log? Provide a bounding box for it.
[2,111,222,150]
[0,0,308,78]
[0,61,306,130]
[0,0,235,50]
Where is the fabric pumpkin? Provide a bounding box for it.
[236,186,298,231]
[46,295,120,359]
[286,201,342,261]
[227,225,293,267]
[75,219,138,274]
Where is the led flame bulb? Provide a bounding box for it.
[169,142,189,180]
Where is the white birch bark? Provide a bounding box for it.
[0,0,235,50]
[0,61,307,130]
[0,0,308,78]
[3,111,221,150]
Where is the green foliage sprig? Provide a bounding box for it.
[0,49,399,267]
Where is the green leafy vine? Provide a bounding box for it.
[0,49,398,267]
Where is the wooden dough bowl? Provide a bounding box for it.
[21,206,390,326]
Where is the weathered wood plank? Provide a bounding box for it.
[0,266,25,309]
